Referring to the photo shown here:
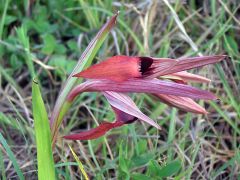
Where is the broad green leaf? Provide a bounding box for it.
[158,160,181,178]
[4,15,17,25]
[48,55,77,79]
[55,44,67,54]
[32,78,55,180]
[131,153,154,168]
[147,160,181,178]
[41,34,57,55]
[147,160,162,176]
[131,173,150,180]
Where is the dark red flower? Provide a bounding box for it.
[64,55,227,140]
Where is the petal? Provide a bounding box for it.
[155,94,208,114]
[67,79,217,102]
[112,106,138,123]
[63,121,125,140]
[104,91,161,129]
[73,55,141,82]
[162,71,211,83]
[140,57,178,78]
[64,99,138,140]
[144,55,227,78]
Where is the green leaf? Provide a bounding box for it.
[131,173,150,180]
[10,54,23,70]
[41,34,57,55]
[4,15,17,25]
[0,112,19,130]
[67,40,78,51]
[16,25,29,50]
[224,35,238,55]
[147,160,181,178]
[48,55,77,79]
[138,139,148,154]
[158,160,181,178]
[0,0,10,39]
[0,65,21,92]
[55,44,67,54]
[118,141,130,178]
[0,148,6,180]
[32,78,55,180]
[131,153,154,168]
[147,160,161,176]
[16,25,35,78]
[0,132,24,180]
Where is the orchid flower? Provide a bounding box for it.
[64,55,227,140]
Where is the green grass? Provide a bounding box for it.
[0,132,24,179]
[0,0,239,179]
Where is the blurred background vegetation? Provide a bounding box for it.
[0,0,239,179]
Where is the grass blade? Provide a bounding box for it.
[16,25,35,78]
[0,0,10,39]
[32,78,55,180]
[0,132,24,179]
[0,150,6,180]
[68,145,89,180]
[0,148,6,180]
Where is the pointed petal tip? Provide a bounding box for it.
[155,94,211,114]
[204,111,209,115]
[209,94,218,100]
[215,55,229,61]
[165,72,212,83]
[157,125,162,130]
[198,108,209,115]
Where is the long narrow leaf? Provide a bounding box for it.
[32,79,55,180]
[0,132,24,180]
[0,148,7,180]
